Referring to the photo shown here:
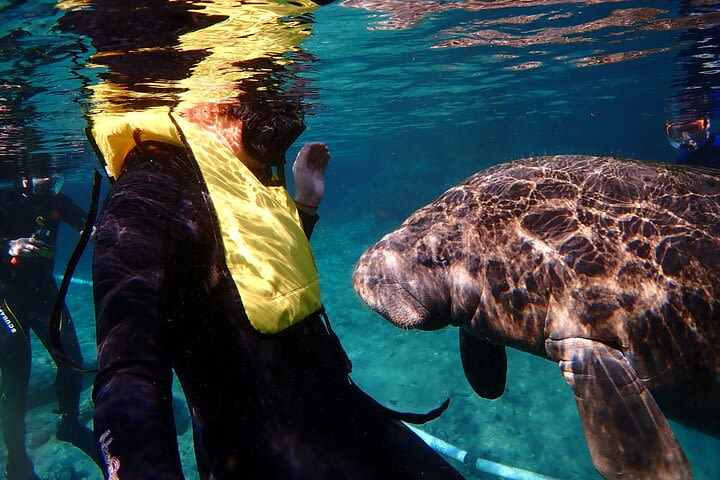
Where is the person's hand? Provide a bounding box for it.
[8,237,49,258]
[292,142,330,213]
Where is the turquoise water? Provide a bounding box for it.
[1,0,719,478]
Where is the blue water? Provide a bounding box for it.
[1,0,719,478]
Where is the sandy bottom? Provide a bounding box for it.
[6,217,719,479]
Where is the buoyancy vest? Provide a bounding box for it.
[88,110,323,334]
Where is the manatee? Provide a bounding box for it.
[353,155,720,480]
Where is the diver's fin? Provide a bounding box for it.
[546,337,692,480]
[388,397,450,425]
[349,378,450,425]
[56,414,104,472]
[321,309,449,425]
[459,328,506,399]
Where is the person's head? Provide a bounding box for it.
[228,98,306,185]
[19,175,63,198]
[183,96,306,185]
[666,117,711,152]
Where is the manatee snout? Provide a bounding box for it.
[353,241,450,330]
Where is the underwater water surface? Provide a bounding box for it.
[0,0,719,478]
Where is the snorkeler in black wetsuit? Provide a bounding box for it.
[57,1,465,477]
[666,118,720,168]
[89,100,465,480]
[664,0,720,168]
[0,178,101,480]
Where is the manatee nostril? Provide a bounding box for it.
[353,256,441,329]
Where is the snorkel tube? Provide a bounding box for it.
[49,170,102,373]
[266,120,307,187]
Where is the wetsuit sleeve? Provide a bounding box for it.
[0,236,10,263]
[0,195,17,263]
[297,208,319,240]
[56,193,88,232]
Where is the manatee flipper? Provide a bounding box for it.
[459,328,507,399]
[546,338,692,480]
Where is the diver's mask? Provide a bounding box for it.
[19,175,64,198]
[666,118,710,151]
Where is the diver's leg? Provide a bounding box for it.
[337,394,468,480]
[29,285,102,469]
[272,316,467,480]
[92,152,188,480]
[192,309,466,480]
[32,295,83,418]
[0,300,39,480]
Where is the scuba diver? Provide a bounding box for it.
[0,176,101,480]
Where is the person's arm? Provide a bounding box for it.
[292,142,329,240]
[0,195,13,260]
[0,204,10,259]
[56,193,88,233]
[0,194,41,261]
[297,209,319,240]
[0,234,11,264]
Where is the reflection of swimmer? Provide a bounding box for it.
[0,177,101,480]
[57,0,335,115]
[87,98,465,478]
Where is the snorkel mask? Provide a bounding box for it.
[666,118,710,151]
[19,175,64,198]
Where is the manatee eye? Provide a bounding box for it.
[437,255,449,267]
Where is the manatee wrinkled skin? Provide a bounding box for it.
[353,155,720,480]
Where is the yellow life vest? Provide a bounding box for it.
[88,110,323,334]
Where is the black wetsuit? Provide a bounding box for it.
[678,133,720,169]
[0,188,86,469]
[92,143,465,480]
[669,1,720,168]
